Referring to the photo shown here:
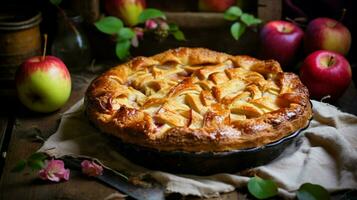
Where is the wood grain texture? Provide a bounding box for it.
[258,0,282,22]
[0,74,118,200]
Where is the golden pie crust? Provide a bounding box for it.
[85,48,312,152]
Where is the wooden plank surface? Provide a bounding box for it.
[258,0,282,22]
[0,73,120,200]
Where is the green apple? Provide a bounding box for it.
[15,56,71,113]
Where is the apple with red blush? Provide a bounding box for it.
[260,20,304,68]
[299,50,352,101]
[15,55,71,113]
[304,17,351,55]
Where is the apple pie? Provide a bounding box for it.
[85,48,312,152]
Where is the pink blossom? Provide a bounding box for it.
[81,160,103,177]
[131,28,144,47]
[145,19,158,30]
[134,27,144,40]
[38,159,70,182]
[158,20,169,30]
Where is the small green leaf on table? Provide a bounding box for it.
[95,17,124,34]
[224,6,242,21]
[117,27,135,41]
[28,152,47,161]
[247,176,278,199]
[241,13,262,26]
[11,160,27,172]
[27,159,45,170]
[116,40,131,60]
[230,22,246,40]
[138,8,165,24]
[297,183,330,200]
[11,152,48,172]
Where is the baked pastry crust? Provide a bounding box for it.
[85,48,312,152]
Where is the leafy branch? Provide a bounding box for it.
[95,8,185,60]
[224,6,262,40]
[247,176,330,200]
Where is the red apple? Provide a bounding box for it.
[15,56,72,113]
[198,0,236,12]
[260,20,304,67]
[104,0,146,26]
[304,18,351,55]
[299,50,352,101]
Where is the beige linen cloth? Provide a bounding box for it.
[39,99,357,198]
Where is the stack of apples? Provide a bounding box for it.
[260,18,352,101]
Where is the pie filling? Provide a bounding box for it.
[85,48,312,152]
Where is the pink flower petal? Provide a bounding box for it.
[38,169,48,180]
[47,172,61,182]
[131,36,139,47]
[81,160,103,177]
[134,27,144,40]
[145,19,158,30]
[38,159,70,182]
[61,169,70,181]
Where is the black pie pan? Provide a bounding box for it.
[111,120,311,175]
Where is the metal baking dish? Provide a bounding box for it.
[110,120,311,175]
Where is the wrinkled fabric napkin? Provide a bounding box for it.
[39,99,357,198]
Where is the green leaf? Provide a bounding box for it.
[172,30,186,41]
[28,152,47,161]
[230,22,246,40]
[138,8,165,23]
[28,159,45,170]
[224,6,242,21]
[50,0,62,6]
[115,40,131,60]
[117,27,135,41]
[241,13,262,26]
[168,23,179,32]
[11,160,27,172]
[95,17,123,34]
[247,176,278,199]
[297,183,330,200]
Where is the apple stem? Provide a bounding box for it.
[42,34,48,61]
[282,25,286,32]
[327,56,334,67]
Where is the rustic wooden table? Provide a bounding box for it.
[0,69,356,200]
